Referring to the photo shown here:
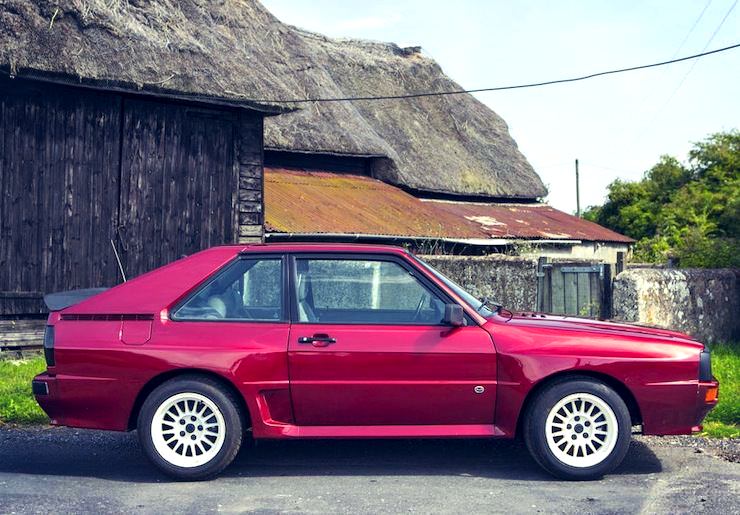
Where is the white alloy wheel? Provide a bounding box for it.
[151,392,226,468]
[544,392,618,468]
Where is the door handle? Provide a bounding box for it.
[298,335,336,347]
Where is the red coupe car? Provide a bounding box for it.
[33,243,718,480]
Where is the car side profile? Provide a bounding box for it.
[33,243,719,480]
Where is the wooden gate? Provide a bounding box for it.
[537,260,612,319]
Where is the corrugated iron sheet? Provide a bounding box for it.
[424,200,634,243]
[265,167,633,243]
[265,167,482,238]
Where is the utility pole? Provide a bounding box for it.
[575,158,581,217]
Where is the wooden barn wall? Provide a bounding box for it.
[236,113,264,243]
[0,81,122,315]
[118,99,240,278]
[0,78,265,316]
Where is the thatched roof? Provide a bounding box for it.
[0,0,547,199]
[0,0,302,113]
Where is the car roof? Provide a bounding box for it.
[233,242,411,255]
[61,243,413,315]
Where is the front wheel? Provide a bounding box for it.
[138,376,244,480]
[523,377,631,480]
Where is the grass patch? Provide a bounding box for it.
[0,356,48,424]
[700,342,739,438]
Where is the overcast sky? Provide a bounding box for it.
[261,0,740,213]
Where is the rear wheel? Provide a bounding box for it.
[524,377,631,480]
[138,376,243,480]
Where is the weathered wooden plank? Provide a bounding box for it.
[0,318,45,348]
[0,319,46,329]
[550,266,565,314]
[563,271,578,315]
[576,272,591,316]
[589,272,601,318]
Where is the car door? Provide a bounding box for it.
[287,253,496,426]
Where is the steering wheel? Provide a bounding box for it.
[412,294,426,321]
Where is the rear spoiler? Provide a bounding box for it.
[44,288,109,311]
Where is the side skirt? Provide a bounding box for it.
[253,423,509,439]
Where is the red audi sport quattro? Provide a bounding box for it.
[33,244,718,480]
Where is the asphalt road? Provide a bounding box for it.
[0,427,738,514]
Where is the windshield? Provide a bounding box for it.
[411,256,497,317]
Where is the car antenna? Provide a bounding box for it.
[110,238,127,282]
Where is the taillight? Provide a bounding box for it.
[43,325,55,367]
[699,349,712,381]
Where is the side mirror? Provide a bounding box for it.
[443,304,465,327]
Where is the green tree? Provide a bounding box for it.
[583,131,740,268]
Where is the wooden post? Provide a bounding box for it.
[575,159,581,217]
[616,251,625,275]
[601,264,613,320]
[536,256,548,312]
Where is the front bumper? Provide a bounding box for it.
[692,378,720,432]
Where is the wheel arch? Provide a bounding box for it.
[127,368,251,431]
[515,369,642,438]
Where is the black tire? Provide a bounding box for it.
[523,376,631,480]
[137,375,244,480]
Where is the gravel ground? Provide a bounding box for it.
[0,426,738,514]
[639,434,740,463]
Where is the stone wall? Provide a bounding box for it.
[613,268,739,343]
[422,255,539,312]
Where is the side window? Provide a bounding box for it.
[294,258,445,324]
[174,258,283,321]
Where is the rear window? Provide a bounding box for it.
[173,258,283,321]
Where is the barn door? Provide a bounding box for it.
[537,261,612,319]
[118,99,237,278]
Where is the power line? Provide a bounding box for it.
[256,42,740,104]
[670,0,714,59]
[633,0,738,141]
[665,0,738,98]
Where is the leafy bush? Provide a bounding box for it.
[584,131,740,268]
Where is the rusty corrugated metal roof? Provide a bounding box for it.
[265,167,633,243]
[424,200,634,243]
[264,167,482,238]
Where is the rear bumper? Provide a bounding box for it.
[31,379,49,396]
[32,373,62,425]
[32,371,135,431]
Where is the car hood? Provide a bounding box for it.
[499,311,703,348]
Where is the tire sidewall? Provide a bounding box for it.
[525,378,631,480]
[138,377,243,480]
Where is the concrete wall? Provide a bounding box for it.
[422,255,539,312]
[613,268,739,343]
[520,242,629,265]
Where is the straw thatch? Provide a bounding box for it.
[0,0,546,199]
